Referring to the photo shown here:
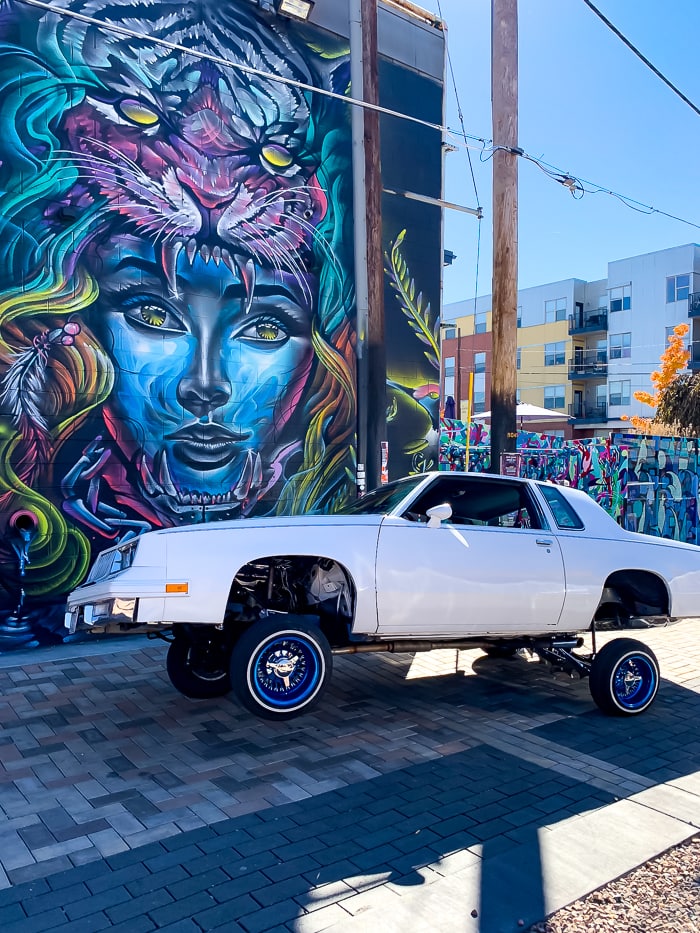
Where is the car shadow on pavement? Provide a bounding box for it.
[289,648,700,931]
[291,650,700,931]
[1,637,699,933]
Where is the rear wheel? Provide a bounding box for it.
[589,637,659,716]
[166,634,232,699]
[230,618,332,720]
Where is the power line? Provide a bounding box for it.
[534,154,700,231]
[16,0,700,238]
[581,0,700,119]
[17,0,489,153]
[484,145,700,233]
[437,0,484,317]
[437,0,481,210]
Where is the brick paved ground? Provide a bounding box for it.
[0,622,699,931]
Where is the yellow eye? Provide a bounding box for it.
[119,99,160,126]
[261,144,293,168]
[256,322,281,341]
[140,305,166,327]
[238,317,288,346]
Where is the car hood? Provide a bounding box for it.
[151,514,387,536]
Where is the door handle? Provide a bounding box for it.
[536,538,553,547]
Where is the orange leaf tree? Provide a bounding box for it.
[621,323,690,432]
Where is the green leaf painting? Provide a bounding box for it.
[385,229,440,371]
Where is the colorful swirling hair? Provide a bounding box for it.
[0,0,357,602]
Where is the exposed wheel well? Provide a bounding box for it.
[223,555,356,647]
[595,569,669,624]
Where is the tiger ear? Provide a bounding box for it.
[328,58,351,98]
[300,35,351,96]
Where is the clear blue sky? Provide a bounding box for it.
[419,0,700,308]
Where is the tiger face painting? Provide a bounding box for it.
[0,0,356,638]
[56,1,332,288]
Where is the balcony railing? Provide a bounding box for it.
[569,402,607,422]
[689,293,700,317]
[689,340,700,369]
[568,349,608,379]
[568,308,608,334]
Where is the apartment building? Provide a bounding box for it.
[442,243,700,439]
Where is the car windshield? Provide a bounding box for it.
[335,476,427,515]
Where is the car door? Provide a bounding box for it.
[375,475,566,636]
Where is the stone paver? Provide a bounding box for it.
[0,622,698,931]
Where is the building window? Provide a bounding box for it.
[665,325,688,346]
[609,380,630,407]
[473,372,486,413]
[474,312,487,334]
[517,305,522,328]
[544,341,566,366]
[474,351,486,374]
[596,383,607,408]
[666,274,690,303]
[545,298,567,323]
[516,348,521,370]
[609,332,631,360]
[544,385,565,409]
[444,356,455,399]
[442,326,456,340]
[609,285,631,312]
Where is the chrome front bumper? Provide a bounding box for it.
[64,597,137,634]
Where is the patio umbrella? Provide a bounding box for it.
[476,402,570,428]
[443,396,456,419]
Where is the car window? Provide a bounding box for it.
[335,476,426,515]
[404,477,542,530]
[538,483,584,530]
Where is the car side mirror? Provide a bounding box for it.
[426,503,452,528]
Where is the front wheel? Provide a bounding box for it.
[230,618,332,720]
[589,637,659,716]
[166,635,232,699]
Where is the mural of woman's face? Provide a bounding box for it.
[86,236,315,517]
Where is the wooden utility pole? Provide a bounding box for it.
[490,0,518,473]
[361,0,387,491]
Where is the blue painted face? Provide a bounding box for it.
[88,236,315,517]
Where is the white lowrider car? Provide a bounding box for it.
[65,471,700,719]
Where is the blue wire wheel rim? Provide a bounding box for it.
[247,631,325,712]
[611,652,658,712]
